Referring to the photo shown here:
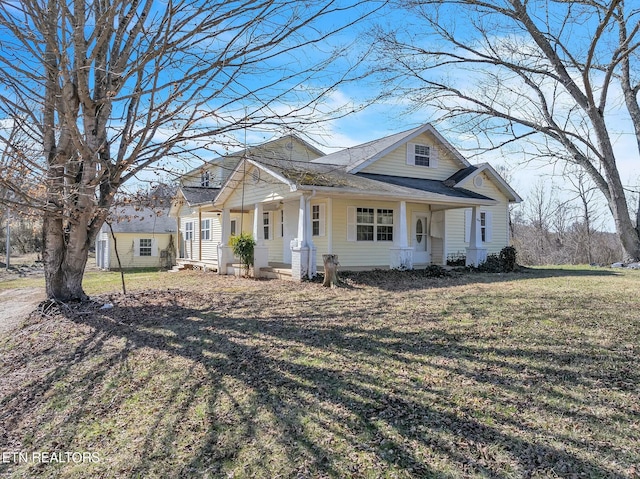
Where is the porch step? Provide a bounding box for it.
[260,266,294,281]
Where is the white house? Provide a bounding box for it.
[170,123,521,279]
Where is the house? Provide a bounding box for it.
[170,123,521,279]
[95,205,177,270]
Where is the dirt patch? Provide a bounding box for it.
[0,288,45,334]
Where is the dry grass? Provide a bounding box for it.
[1,267,639,478]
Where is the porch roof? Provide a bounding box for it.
[179,186,221,206]
[248,159,495,205]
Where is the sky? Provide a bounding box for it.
[0,0,638,232]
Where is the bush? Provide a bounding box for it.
[229,233,255,269]
[476,253,503,273]
[423,264,450,278]
[499,246,518,272]
[446,252,466,267]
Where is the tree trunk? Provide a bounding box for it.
[322,254,339,288]
[42,210,92,302]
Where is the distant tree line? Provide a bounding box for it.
[510,181,625,266]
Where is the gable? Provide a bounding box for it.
[358,130,468,180]
[248,136,324,164]
[462,171,510,203]
[222,164,293,209]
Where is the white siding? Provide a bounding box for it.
[200,212,219,264]
[360,131,464,180]
[108,233,175,269]
[224,166,292,209]
[328,198,398,268]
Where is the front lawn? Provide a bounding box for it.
[1,267,638,478]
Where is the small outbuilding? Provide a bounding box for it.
[95,205,177,270]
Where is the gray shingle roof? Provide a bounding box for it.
[180,186,221,205]
[252,159,493,202]
[107,205,177,233]
[355,173,493,201]
[311,126,424,169]
[445,166,479,185]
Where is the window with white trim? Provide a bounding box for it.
[201,218,211,241]
[407,143,438,168]
[480,212,487,243]
[354,207,393,242]
[184,221,194,241]
[230,219,237,236]
[312,204,325,237]
[414,144,430,166]
[201,171,210,187]
[139,238,152,256]
[464,209,493,243]
[279,209,284,238]
[263,212,271,240]
[377,209,394,241]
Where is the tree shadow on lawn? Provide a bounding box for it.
[1,290,636,478]
[335,266,621,292]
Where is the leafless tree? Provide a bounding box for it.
[0,0,384,300]
[374,0,640,260]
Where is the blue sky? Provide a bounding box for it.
[0,0,638,231]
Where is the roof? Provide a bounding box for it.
[179,186,221,206]
[355,173,493,201]
[181,134,325,177]
[106,205,177,233]
[312,123,471,173]
[227,158,495,206]
[445,166,478,185]
[449,163,522,203]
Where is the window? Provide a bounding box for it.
[139,238,152,256]
[311,204,325,237]
[312,206,320,236]
[407,143,438,168]
[230,219,237,236]
[353,207,393,242]
[377,209,394,241]
[263,212,270,240]
[280,209,284,238]
[356,207,374,241]
[414,144,430,166]
[464,209,492,243]
[184,221,194,241]
[201,218,211,241]
[201,171,210,187]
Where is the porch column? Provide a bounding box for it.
[253,203,268,277]
[306,196,318,278]
[390,200,413,270]
[217,208,233,275]
[327,198,333,254]
[253,203,264,244]
[466,206,487,267]
[291,194,310,280]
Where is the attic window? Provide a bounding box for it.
[201,171,210,187]
[407,143,438,168]
[414,145,430,166]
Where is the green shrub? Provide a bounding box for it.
[499,246,518,272]
[229,233,255,268]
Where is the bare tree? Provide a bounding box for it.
[374,0,640,260]
[0,0,383,300]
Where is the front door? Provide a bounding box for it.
[282,201,297,264]
[413,214,431,265]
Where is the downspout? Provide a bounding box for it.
[307,190,317,277]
